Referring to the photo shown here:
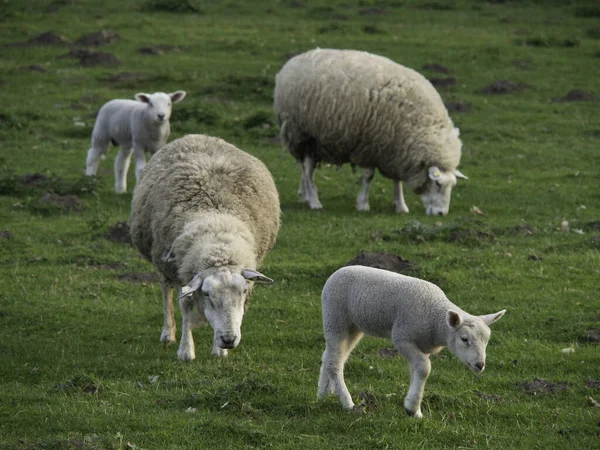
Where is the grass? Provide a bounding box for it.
[1,0,599,448]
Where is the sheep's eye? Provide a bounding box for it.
[461,337,469,344]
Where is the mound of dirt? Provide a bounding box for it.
[104,72,147,83]
[0,231,12,239]
[421,63,450,74]
[551,90,595,102]
[136,45,176,55]
[518,378,568,395]
[21,172,49,185]
[378,347,398,358]
[75,29,121,46]
[429,77,456,88]
[118,272,160,284]
[480,80,529,94]
[512,58,534,71]
[445,101,472,113]
[19,65,46,73]
[37,192,82,212]
[104,221,132,245]
[581,329,600,343]
[79,51,121,67]
[27,31,70,45]
[345,251,415,275]
[358,7,391,15]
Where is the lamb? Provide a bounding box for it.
[274,48,468,216]
[129,134,280,360]
[318,265,505,418]
[85,90,186,193]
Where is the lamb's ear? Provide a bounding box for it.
[169,90,186,103]
[454,169,468,180]
[428,166,443,181]
[480,310,506,326]
[241,268,273,284]
[135,93,151,103]
[447,310,463,329]
[178,272,203,300]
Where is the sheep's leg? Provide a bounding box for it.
[356,168,375,212]
[114,145,133,193]
[393,180,409,214]
[159,281,176,345]
[301,155,322,210]
[297,161,307,199]
[86,138,110,176]
[133,146,147,181]
[177,294,196,361]
[395,342,430,419]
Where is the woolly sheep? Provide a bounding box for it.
[129,134,280,360]
[318,265,505,418]
[274,48,468,216]
[85,90,186,193]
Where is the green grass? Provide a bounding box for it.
[1,0,599,448]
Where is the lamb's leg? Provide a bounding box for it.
[133,146,147,181]
[159,281,176,345]
[302,154,322,210]
[177,293,196,361]
[395,342,431,419]
[356,168,375,211]
[114,145,133,193]
[393,180,409,214]
[86,138,110,176]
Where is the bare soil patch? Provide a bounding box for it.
[104,72,147,83]
[119,272,160,284]
[21,172,49,185]
[422,63,450,74]
[345,251,416,275]
[480,80,530,94]
[551,90,595,102]
[28,31,70,45]
[0,231,12,239]
[37,192,82,213]
[581,329,600,343]
[445,101,472,113]
[585,380,600,389]
[75,29,121,46]
[378,347,399,358]
[428,77,456,88]
[136,44,177,55]
[518,378,568,395]
[104,221,132,245]
[79,51,121,67]
[358,7,391,15]
[20,65,46,73]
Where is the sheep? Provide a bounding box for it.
[274,48,468,216]
[318,265,505,418]
[85,90,186,193]
[129,134,280,360]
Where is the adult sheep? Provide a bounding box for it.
[130,134,280,360]
[86,90,186,193]
[274,48,468,216]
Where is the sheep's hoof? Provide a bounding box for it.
[177,348,195,361]
[404,408,423,419]
[308,202,323,210]
[160,334,176,347]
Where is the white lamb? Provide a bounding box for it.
[318,265,505,418]
[85,90,186,193]
[274,48,468,216]
[129,134,280,360]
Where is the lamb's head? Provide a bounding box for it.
[420,166,468,216]
[180,267,273,350]
[135,90,186,124]
[445,309,506,373]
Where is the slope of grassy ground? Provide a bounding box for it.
[0,0,599,448]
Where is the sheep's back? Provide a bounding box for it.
[130,134,280,268]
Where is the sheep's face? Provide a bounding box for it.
[135,91,186,124]
[420,166,468,216]
[446,310,506,373]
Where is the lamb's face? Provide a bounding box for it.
[446,310,506,373]
[420,167,457,216]
[135,90,186,124]
[200,268,248,350]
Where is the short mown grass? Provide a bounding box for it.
[0,0,599,449]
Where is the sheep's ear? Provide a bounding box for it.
[169,90,186,103]
[447,310,463,329]
[428,166,443,181]
[178,272,203,300]
[241,268,273,284]
[135,93,151,103]
[455,169,468,180]
[480,310,506,326]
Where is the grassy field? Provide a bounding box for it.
[1,0,599,448]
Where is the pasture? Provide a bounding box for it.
[0,0,599,448]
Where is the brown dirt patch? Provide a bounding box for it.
[551,90,595,102]
[429,77,456,88]
[21,172,49,185]
[28,31,71,45]
[37,192,82,213]
[345,251,416,275]
[104,221,132,245]
[581,329,600,343]
[358,7,391,15]
[60,48,90,59]
[119,272,160,284]
[480,80,530,94]
[585,380,600,389]
[378,347,398,358]
[0,231,12,239]
[475,390,503,403]
[104,72,147,83]
[75,29,121,46]
[19,64,47,73]
[422,63,450,74]
[78,51,121,67]
[445,101,472,113]
[518,378,568,395]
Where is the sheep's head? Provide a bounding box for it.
[445,309,506,373]
[135,90,186,124]
[419,166,468,216]
[179,267,272,351]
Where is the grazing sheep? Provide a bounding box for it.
[318,265,505,418]
[274,48,468,216]
[129,134,280,360]
[86,90,186,193]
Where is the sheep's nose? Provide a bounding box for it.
[220,336,237,348]
[157,114,165,120]
[437,211,444,216]
[475,362,485,371]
